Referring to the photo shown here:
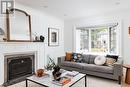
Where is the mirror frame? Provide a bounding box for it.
[6,8,32,42]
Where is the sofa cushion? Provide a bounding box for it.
[89,55,98,64]
[60,61,84,69]
[82,64,113,74]
[82,54,90,63]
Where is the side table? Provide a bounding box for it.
[123,64,130,84]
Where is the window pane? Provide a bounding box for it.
[76,29,89,53]
[91,28,108,53]
[110,28,117,54]
[80,29,89,52]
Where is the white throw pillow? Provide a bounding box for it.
[94,56,106,65]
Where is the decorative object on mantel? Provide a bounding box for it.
[33,35,45,42]
[0,28,5,41]
[32,32,39,41]
[34,36,39,41]
[48,28,59,46]
[40,35,45,42]
[32,32,45,42]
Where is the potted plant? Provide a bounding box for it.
[44,56,57,70]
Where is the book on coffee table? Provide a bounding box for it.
[52,76,71,86]
[66,71,79,77]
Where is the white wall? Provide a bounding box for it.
[64,8,130,64]
[0,2,64,85]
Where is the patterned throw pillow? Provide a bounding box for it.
[65,52,73,61]
[106,55,118,61]
[105,57,116,66]
[72,53,82,62]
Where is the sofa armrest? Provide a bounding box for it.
[58,56,65,65]
[113,59,123,76]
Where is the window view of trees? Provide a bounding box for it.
[80,29,89,51]
[76,26,117,54]
[91,28,108,53]
[110,28,117,54]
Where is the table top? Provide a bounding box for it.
[123,64,130,68]
[27,70,86,87]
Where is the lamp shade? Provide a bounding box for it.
[0,28,5,35]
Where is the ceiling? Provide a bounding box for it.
[16,0,130,20]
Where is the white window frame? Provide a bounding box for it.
[73,22,122,56]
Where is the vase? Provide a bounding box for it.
[52,66,61,80]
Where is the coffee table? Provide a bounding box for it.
[26,70,87,87]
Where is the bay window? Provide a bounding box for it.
[76,24,118,54]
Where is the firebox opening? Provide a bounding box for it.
[4,53,35,86]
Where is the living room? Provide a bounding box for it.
[0,0,130,87]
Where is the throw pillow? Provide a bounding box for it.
[65,52,73,61]
[73,53,82,59]
[105,57,116,66]
[73,53,78,60]
[72,53,82,62]
[106,54,118,61]
[94,56,106,65]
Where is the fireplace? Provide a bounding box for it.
[4,53,35,86]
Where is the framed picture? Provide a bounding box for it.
[48,28,59,46]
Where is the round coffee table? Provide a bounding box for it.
[123,65,130,84]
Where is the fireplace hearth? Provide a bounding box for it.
[4,53,35,86]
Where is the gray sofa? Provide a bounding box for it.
[58,54,123,84]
